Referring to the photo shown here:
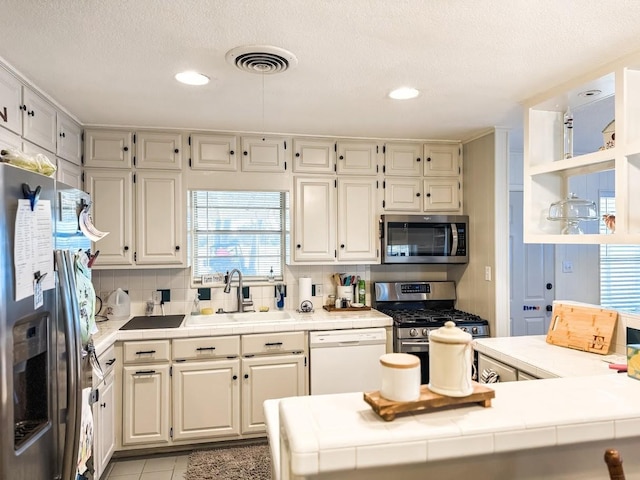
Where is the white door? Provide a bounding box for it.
[135,131,183,170]
[337,178,378,262]
[336,140,378,175]
[22,88,57,153]
[509,190,555,336]
[423,178,461,212]
[293,176,336,262]
[190,133,238,171]
[83,129,133,168]
[241,135,288,172]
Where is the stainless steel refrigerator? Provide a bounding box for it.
[0,163,92,480]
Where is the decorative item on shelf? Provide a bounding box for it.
[603,214,616,233]
[563,107,574,159]
[547,193,598,234]
[601,120,615,150]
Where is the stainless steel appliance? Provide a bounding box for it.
[0,163,91,480]
[373,281,489,384]
[380,214,468,264]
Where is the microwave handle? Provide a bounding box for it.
[450,223,459,256]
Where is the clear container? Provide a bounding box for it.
[106,288,130,319]
[547,193,598,234]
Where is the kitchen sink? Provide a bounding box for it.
[119,314,185,330]
[185,310,294,326]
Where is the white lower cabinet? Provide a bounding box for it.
[92,345,117,480]
[477,353,539,383]
[241,354,305,434]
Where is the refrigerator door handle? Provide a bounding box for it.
[55,250,83,480]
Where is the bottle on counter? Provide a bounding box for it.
[358,280,366,304]
[191,293,200,315]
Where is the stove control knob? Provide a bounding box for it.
[461,327,468,333]
[409,328,418,337]
[472,326,479,335]
[422,328,429,337]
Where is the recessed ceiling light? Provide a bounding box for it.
[175,71,210,86]
[389,87,420,100]
[578,89,602,98]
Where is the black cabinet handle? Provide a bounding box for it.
[340,244,345,248]
[232,375,238,380]
[196,347,216,351]
[265,342,283,347]
[20,105,27,111]
[124,146,129,152]
[244,374,249,379]
[426,193,431,197]
[135,350,156,355]
[426,157,431,162]
[175,245,180,251]
[295,152,300,157]
[106,358,116,366]
[230,150,235,155]
[174,148,179,153]
[416,193,421,197]
[546,305,553,312]
[416,157,421,162]
[100,402,106,408]
[27,111,35,117]
[243,151,248,156]
[124,246,129,251]
[135,370,156,374]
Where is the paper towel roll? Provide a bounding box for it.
[298,277,312,307]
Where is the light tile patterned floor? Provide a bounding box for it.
[103,453,189,480]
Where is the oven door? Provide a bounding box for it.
[396,339,430,385]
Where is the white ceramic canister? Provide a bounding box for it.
[379,353,421,402]
[428,321,473,397]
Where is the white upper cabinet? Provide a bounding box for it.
[384,142,422,176]
[22,88,57,153]
[56,112,82,165]
[241,135,290,172]
[423,143,460,176]
[84,129,133,168]
[337,178,378,261]
[0,126,21,151]
[523,51,640,244]
[292,138,335,173]
[294,176,336,262]
[0,67,22,135]
[190,133,238,171]
[383,177,422,212]
[423,178,461,211]
[56,158,82,189]
[336,140,378,175]
[135,131,183,170]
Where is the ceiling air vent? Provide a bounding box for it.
[225,45,298,74]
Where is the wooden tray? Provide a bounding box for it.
[323,305,371,312]
[546,303,618,354]
[364,382,495,421]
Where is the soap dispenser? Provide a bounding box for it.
[191,293,201,315]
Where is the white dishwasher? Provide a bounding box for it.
[309,328,387,395]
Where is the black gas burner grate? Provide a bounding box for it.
[379,308,486,327]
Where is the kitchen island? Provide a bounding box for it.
[267,334,640,479]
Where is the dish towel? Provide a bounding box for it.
[480,368,500,383]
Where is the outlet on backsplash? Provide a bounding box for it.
[156,289,171,302]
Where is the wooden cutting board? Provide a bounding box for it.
[546,303,618,354]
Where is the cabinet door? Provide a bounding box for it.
[0,67,22,135]
[84,129,132,168]
[293,176,336,262]
[56,112,82,165]
[122,365,170,445]
[135,171,184,265]
[0,126,21,151]
[517,370,539,381]
[94,372,116,480]
[337,178,378,262]
[241,354,305,435]
[336,140,378,175]
[56,158,82,189]
[423,143,460,176]
[190,133,238,171]
[172,359,240,441]
[423,178,461,212]
[477,354,517,382]
[84,168,134,266]
[241,135,289,172]
[384,142,422,176]
[136,131,183,170]
[292,138,335,173]
[383,177,422,211]
[22,88,57,153]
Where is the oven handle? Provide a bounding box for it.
[400,341,430,347]
[450,223,458,256]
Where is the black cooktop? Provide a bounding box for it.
[119,314,185,330]
[379,308,487,327]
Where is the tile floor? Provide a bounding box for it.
[102,453,189,480]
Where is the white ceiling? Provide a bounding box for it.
[3,1,640,144]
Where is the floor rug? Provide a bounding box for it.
[186,443,272,480]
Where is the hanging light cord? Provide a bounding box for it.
[261,73,265,137]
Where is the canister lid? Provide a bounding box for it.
[428,320,472,344]
[379,353,420,369]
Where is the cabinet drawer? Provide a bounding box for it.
[172,336,240,360]
[97,344,117,377]
[478,354,517,382]
[242,332,305,356]
[123,340,171,364]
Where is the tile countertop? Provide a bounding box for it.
[273,374,640,478]
[91,308,392,355]
[473,335,624,378]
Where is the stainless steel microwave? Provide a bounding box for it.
[381,214,468,264]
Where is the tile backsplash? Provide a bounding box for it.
[92,265,372,316]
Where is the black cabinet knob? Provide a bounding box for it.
[124,246,129,251]
[295,152,300,157]
[28,111,35,117]
[232,375,238,380]
[426,193,431,197]
[100,402,106,408]
[244,374,249,379]
[175,245,180,251]
[243,151,248,156]
[123,146,129,152]
[340,244,345,248]
[416,193,421,197]
[62,132,66,138]
[230,150,235,155]
[339,155,344,160]
[546,305,553,312]
[20,105,27,111]
[546,283,553,290]
[416,157,421,162]
[296,244,301,249]
[427,157,432,162]
[174,148,179,154]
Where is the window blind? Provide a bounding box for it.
[190,191,289,280]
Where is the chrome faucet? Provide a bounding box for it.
[223,269,252,312]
